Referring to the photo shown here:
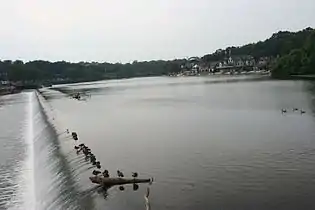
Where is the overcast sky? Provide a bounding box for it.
[0,0,315,63]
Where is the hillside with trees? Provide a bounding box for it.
[0,27,314,87]
[0,59,184,85]
[201,27,315,78]
[272,29,315,78]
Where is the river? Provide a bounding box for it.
[1,75,315,210]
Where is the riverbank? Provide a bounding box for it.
[290,75,315,80]
[271,74,315,80]
[0,86,20,95]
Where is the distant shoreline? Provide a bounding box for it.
[290,75,315,80]
[2,73,315,96]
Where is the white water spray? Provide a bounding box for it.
[24,92,36,209]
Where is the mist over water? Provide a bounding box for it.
[1,76,315,210]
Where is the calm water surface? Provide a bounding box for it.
[1,76,315,210]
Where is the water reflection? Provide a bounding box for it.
[305,81,315,115]
[44,76,315,210]
[3,76,315,210]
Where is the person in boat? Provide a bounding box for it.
[301,110,306,114]
[281,109,287,113]
[117,170,124,177]
[293,108,299,111]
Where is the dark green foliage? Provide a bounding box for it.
[272,29,315,78]
[201,27,315,78]
[232,28,313,59]
[202,28,314,63]
[0,59,185,83]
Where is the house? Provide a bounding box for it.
[227,57,234,65]
[257,57,270,68]
[233,57,244,66]
[192,64,199,71]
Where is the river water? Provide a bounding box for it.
[1,76,315,210]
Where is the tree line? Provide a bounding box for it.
[201,27,315,78]
[272,29,315,78]
[0,59,185,84]
[1,27,314,84]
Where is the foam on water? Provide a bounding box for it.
[4,92,36,210]
[24,92,36,209]
[2,91,90,210]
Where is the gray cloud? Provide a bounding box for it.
[0,0,314,63]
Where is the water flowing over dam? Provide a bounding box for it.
[0,91,95,210]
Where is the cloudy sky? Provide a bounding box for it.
[1,0,314,63]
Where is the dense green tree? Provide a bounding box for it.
[201,27,315,78]
[272,29,315,78]
[201,27,314,62]
[0,58,185,84]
